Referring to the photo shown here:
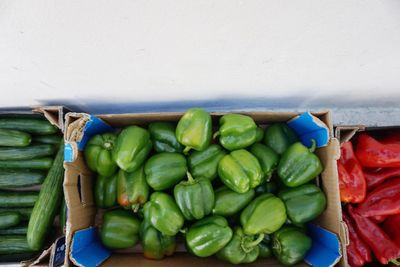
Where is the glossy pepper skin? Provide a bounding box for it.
[240,193,286,235]
[148,122,183,153]
[356,178,400,217]
[143,192,184,236]
[144,152,187,191]
[216,114,257,151]
[278,184,326,224]
[264,123,299,155]
[212,186,255,217]
[140,219,176,260]
[218,149,263,193]
[186,215,233,257]
[342,211,372,267]
[383,214,400,247]
[113,126,152,172]
[255,127,265,143]
[250,143,279,181]
[277,140,323,187]
[216,227,264,264]
[258,235,272,258]
[348,205,400,265]
[117,166,149,212]
[100,209,141,249]
[272,226,312,266]
[174,172,214,220]
[176,108,212,153]
[365,167,400,190]
[94,173,117,209]
[356,134,400,167]
[188,144,226,181]
[338,141,366,203]
[84,133,118,177]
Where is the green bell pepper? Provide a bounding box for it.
[140,219,176,260]
[258,234,272,258]
[100,209,140,249]
[264,123,299,155]
[255,127,265,143]
[113,126,152,172]
[94,173,117,209]
[240,193,286,235]
[188,144,226,181]
[143,192,184,236]
[218,149,263,193]
[279,183,326,224]
[117,166,149,212]
[212,186,255,217]
[148,122,183,153]
[174,172,214,220]
[272,226,312,266]
[255,180,279,195]
[216,114,257,151]
[216,227,264,264]
[249,143,279,181]
[84,133,118,177]
[277,140,323,187]
[186,215,233,257]
[176,108,212,153]
[144,152,187,191]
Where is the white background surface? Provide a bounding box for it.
[1,0,400,114]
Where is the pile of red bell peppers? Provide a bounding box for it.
[338,133,400,266]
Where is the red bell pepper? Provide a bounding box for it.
[357,178,400,217]
[383,214,400,247]
[348,205,400,265]
[338,141,366,203]
[370,215,387,224]
[364,167,400,190]
[381,132,400,145]
[342,211,372,266]
[356,134,400,168]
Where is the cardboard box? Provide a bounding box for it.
[0,106,67,267]
[64,110,344,267]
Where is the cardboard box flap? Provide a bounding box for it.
[288,112,330,148]
[305,224,341,267]
[334,125,365,143]
[70,227,111,267]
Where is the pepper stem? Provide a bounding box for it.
[183,146,191,154]
[179,228,187,234]
[132,204,140,213]
[391,259,400,265]
[187,172,195,183]
[247,233,265,248]
[242,233,265,253]
[213,131,220,139]
[309,139,317,153]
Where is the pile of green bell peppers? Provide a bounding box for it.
[84,108,327,265]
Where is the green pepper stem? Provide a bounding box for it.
[179,228,187,234]
[186,172,195,183]
[183,146,191,154]
[213,131,220,139]
[309,139,317,153]
[242,233,265,253]
[247,233,265,248]
[391,259,400,265]
[132,204,140,213]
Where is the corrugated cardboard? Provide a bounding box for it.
[64,111,344,267]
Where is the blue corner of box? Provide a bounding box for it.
[71,227,111,267]
[77,115,114,151]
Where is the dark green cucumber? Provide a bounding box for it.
[0,157,53,170]
[0,169,45,188]
[0,144,56,160]
[0,252,36,262]
[27,143,64,251]
[0,208,32,221]
[0,118,58,135]
[0,224,27,235]
[0,212,21,229]
[33,134,62,145]
[0,191,39,208]
[0,129,31,147]
[0,235,37,254]
[60,198,67,234]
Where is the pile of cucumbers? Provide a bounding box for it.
[0,116,64,262]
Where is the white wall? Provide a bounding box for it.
[1,0,400,114]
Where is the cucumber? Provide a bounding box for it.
[0,208,32,221]
[0,118,58,135]
[0,212,21,229]
[60,198,67,233]
[0,144,56,161]
[0,224,27,235]
[0,169,45,188]
[27,143,64,251]
[0,191,38,208]
[33,134,62,145]
[0,158,53,170]
[0,252,36,262]
[0,129,31,147]
[0,235,37,254]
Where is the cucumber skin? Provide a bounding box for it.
[0,208,32,221]
[0,212,21,229]
[0,144,56,161]
[0,235,37,254]
[0,191,39,208]
[33,134,62,145]
[0,224,27,235]
[0,169,45,188]
[0,118,58,135]
[0,158,53,170]
[0,129,31,147]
